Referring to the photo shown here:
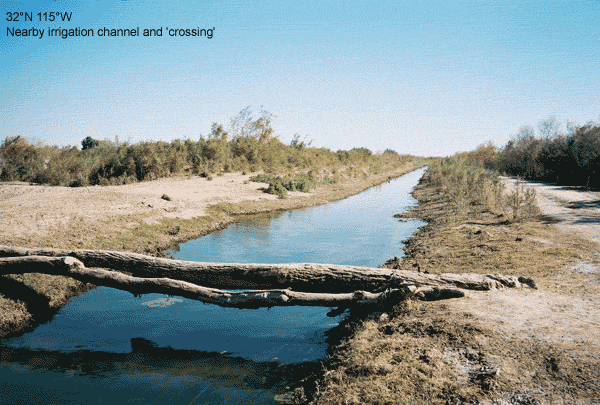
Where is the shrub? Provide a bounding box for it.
[425,150,538,221]
[506,179,537,222]
[495,119,600,189]
[266,180,288,199]
[250,174,317,194]
[0,136,44,181]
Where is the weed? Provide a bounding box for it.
[161,194,172,201]
[506,179,538,222]
[424,149,537,221]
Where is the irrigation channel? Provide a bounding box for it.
[0,168,427,404]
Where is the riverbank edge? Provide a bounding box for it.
[0,159,432,339]
[154,161,431,254]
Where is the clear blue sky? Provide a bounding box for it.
[1,0,599,156]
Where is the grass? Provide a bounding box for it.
[313,309,489,404]
[392,180,586,285]
[0,296,30,337]
[424,148,538,223]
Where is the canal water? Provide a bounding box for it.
[0,168,426,404]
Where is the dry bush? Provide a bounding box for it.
[425,151,537,223]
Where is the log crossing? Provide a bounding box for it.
[0,245,537,310]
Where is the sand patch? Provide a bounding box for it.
[0,173,273,244]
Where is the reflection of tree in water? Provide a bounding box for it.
[0,337,320,392]
[229,212,286,242]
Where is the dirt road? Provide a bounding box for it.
[414,177,600,403]
[502,177,600,245]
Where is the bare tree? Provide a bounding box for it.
[538,116,562,139]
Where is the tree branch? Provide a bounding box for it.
[0,255,465,309]
[0,245,537,292]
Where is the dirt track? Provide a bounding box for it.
[443,178,600,402]
[502,177,600,245]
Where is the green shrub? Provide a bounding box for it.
[250,174,317,194]
[161,194,172,201]
[0,136,45,181]
[266,180,288,199]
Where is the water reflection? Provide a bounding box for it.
[4,287,336,364]
[1,287,333,404]
[0,337,319,404]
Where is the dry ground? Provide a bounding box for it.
[502,177,600,245]
[0,172,282,249]
[312,178,600,404]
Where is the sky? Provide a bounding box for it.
[1,0,599,157]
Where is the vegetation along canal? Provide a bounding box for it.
[0,168,426,404]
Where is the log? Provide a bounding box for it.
[0,256,464,309]
[0,245,537,292]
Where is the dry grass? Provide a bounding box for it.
[393,184,596,293]
[314,301,484,405]
[314,299,600,405]
[0,295,30,337]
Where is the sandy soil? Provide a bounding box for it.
[0,173,281,246]
[0,164,423,252]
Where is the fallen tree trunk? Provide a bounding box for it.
[0,256,465,309]
[0,245,536,292]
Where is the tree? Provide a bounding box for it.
[290,134,312,150]
[229,107,276,142]
[81,136,100,150]
[538,116,562,139]
[208,123,228,140]
[253,109,275,142]
[229,106,254,139]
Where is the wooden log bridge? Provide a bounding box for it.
[0,245,537,310]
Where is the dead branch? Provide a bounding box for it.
[0,245,536,292]
[0,255,465,309]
